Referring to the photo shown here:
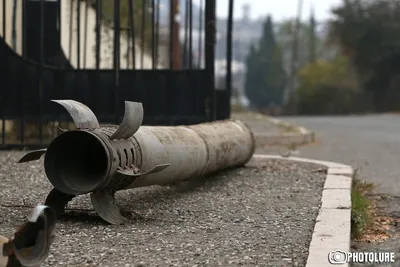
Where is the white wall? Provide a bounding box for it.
[61,0,164,69]
[0,0,164,69]
[0,0,23,55]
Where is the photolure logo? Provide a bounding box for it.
[328,250,395,265]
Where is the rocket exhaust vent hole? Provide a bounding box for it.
[44,131,108,195]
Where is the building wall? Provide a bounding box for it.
[0,0,23,55]
[60,0,162,69]
[0,0,163,69]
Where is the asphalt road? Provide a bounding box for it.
[275,115,400,196]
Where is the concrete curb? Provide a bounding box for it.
[253,154,353,267]
[253,115,315,146]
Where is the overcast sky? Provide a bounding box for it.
[193,0,343,21]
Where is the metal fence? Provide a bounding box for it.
[0,0,234,149]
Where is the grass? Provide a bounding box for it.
[351,170,375,240]
[231,104,247,113]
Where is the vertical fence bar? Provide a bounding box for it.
[20,0,26,144]
[39,0,45,143]
[155,0,159,68]
[128,0,135,69]
[169,0,174,69]
[11,0,17,49]
[151,0,155,69]
[183,0,188,68]
[198,0,203,68]
[76,0,81,68]
[83,0,88,68]
[68,0,73,61]
[173,0,181,69]
[225,0,234,119]
[57,0,62,136]
[22,0,27,58]
[126,24,131,68]
[96,0,102,69]
[2,0,6,145]
[114,0,121,123]
[170,0,181,69]
[188,0,193,69]
[2,0,5,43]
[205,0,216,121]
[141,0,146,68]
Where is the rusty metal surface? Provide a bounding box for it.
[13,206,56,267]
[129,126,208,188]
[90,191,128,225]
[0,235,9,267]
[51,100,100,130]
[1,205,57,267]
[109,101,144,140]
[18,99,255,225]
[187,119,255,175]
[17,149,47,163]
[129,120,254,188]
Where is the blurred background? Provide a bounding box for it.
[216,0,399,116]
[1,0,399,146]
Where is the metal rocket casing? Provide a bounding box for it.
[19,100,255,225]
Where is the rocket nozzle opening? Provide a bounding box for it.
[44,131,109,195]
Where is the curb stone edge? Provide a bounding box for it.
[253,154,353,267]
[254,116,315,146]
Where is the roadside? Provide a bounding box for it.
[275,115,400,266]
[231,111,315,147]
[0,151,325,266]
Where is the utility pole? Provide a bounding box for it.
[170,0,181,69]
[309,5,316,64]
[284,0,304,113]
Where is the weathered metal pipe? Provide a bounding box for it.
[1,205,56,267]
[19,100,255,224]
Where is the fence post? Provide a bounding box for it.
[205,0,216,121]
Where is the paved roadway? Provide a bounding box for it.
[278,115,400,197]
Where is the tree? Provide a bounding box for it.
[330,0,400,111]
[245,16,287,110]
[309,9,317,63]
[296,55,373,114]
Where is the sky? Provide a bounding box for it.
[194,0,344,22]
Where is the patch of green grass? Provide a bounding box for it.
[231,104,247,113]
[351,171,375,239]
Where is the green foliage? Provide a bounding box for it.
[330,0,400,111]
[275,18,330,70]
[351,177,375,240]
[245,16,287,109]
[296,55,373,114]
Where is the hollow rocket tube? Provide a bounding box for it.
[19,100,255,224]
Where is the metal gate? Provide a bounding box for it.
[0,0,234,149]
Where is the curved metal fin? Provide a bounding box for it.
[18,149,47,163]
[58,127,67,133]
[109,101,143,140]
[90,191,128,225]
[12,205,57,267]
[45,188,75,219]
[117,163,170,177]
[52,100,100,129]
